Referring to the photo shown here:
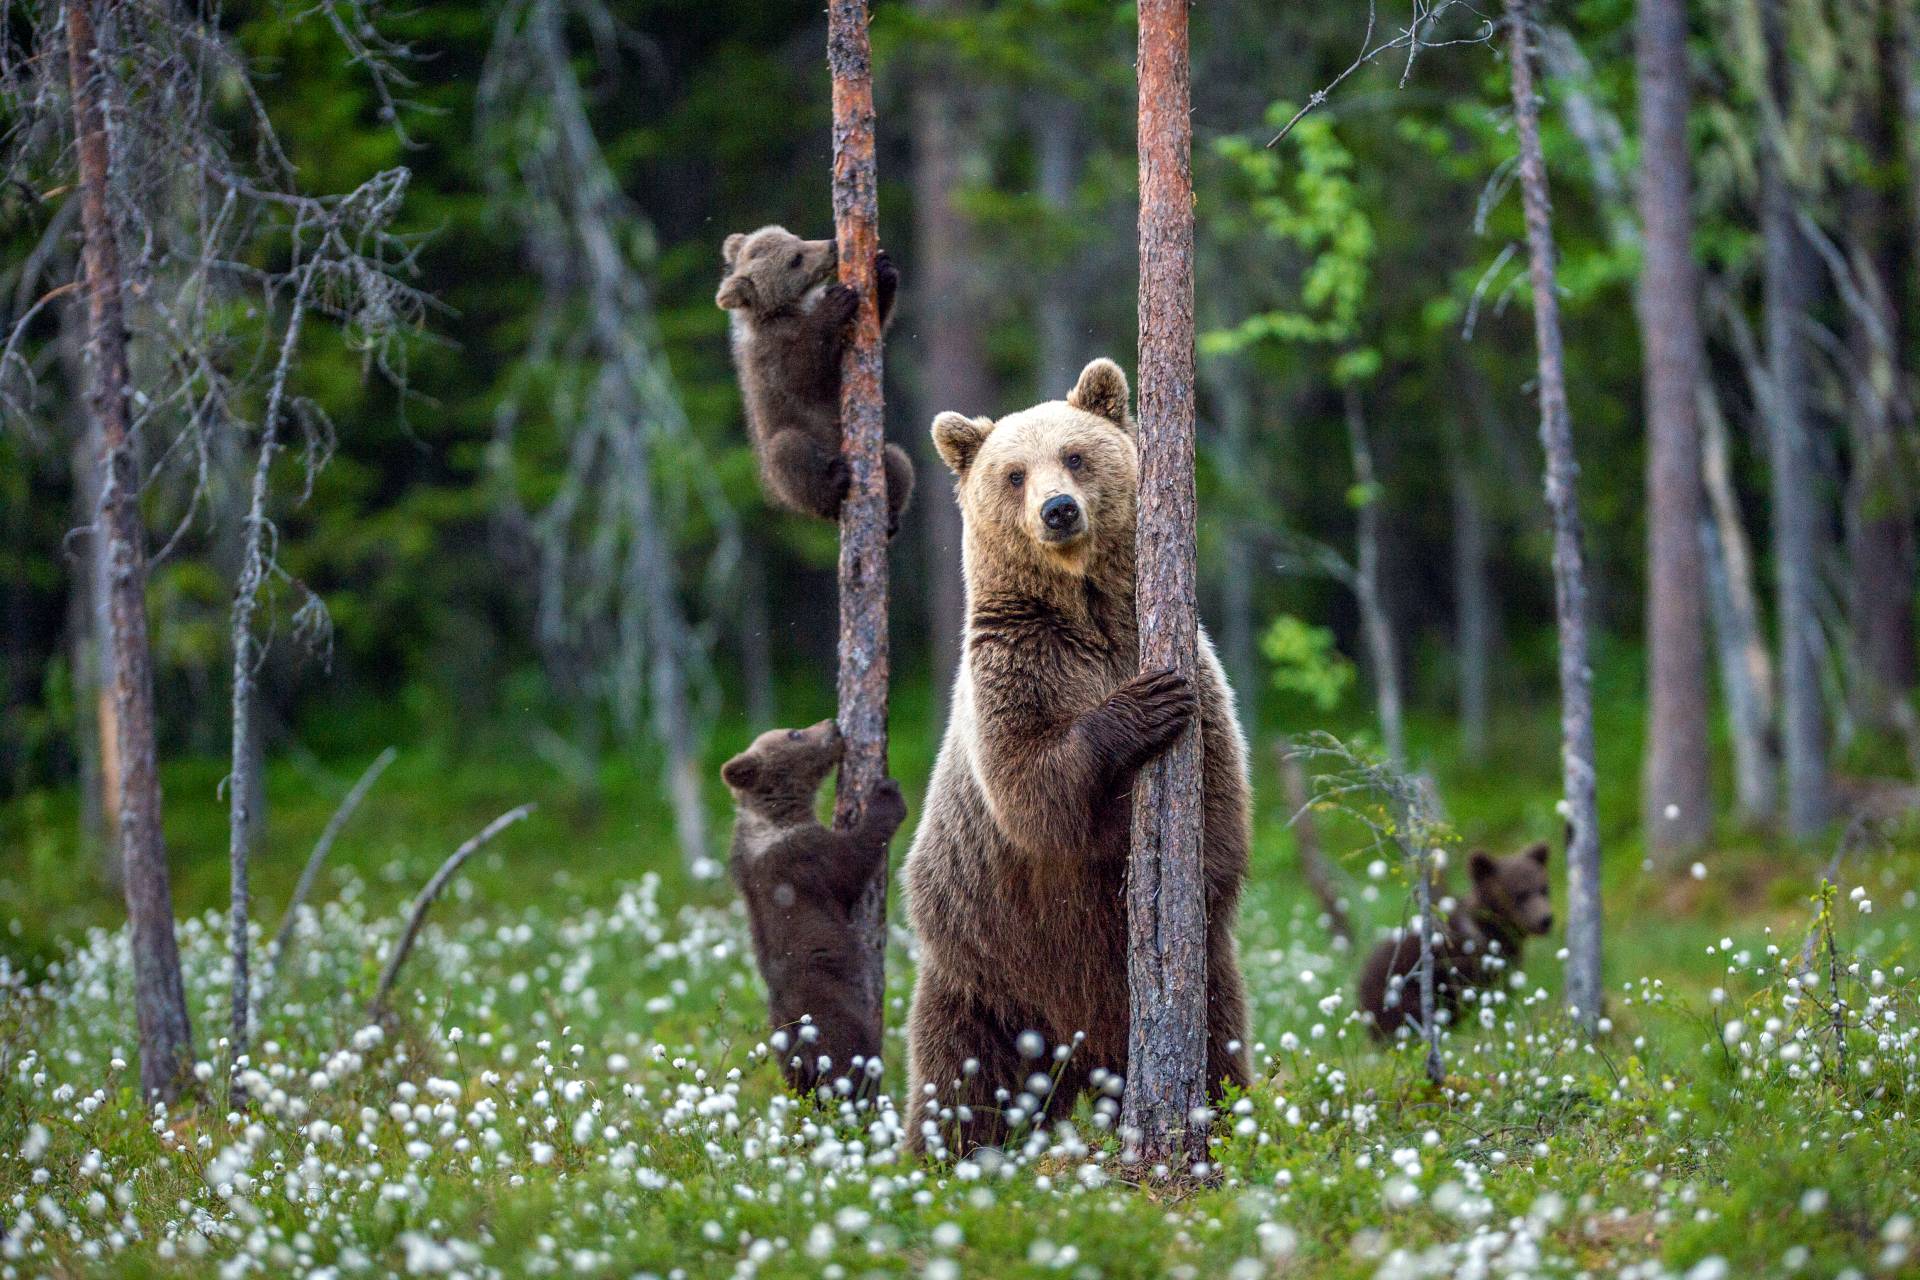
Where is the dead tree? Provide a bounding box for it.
[1123,0,1209,1174]
[1635,0,1712,858]
[1506,0,1604,1033]
[1344,385,1406,767]
[65,0,194,1103]
[827,0,894,1054]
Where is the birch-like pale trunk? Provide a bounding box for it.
[1506,0,1604,1033]
[1758,0,1831,838]
[1447,436,1492,764]
[1344,385,1405,767]
[1123,0,1209,1174]
[67,0,195,1102]
[1635,0,1712,859]
[828,0,894,1053]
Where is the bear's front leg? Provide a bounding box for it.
[765,428,850,520]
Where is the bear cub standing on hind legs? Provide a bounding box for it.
[722,719,908,1097]
[716,225,914,534]
[1357,841,1554,1039]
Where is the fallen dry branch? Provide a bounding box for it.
[269,746,398,979]
[370,804,533,1018]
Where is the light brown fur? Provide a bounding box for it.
[902,358,1252,1157]
[716,226,913,533]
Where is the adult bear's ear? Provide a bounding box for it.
[722,233,746,268]
[932,412,993,475]
[720,753,760,791]
[1067,358,1133,432]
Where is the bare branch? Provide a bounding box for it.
[1267,0,1495,146]
[268,746,397,982]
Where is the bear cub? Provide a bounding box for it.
[1357,841,1554,1039]
[716,225,914,534]
[721,719,908,1096]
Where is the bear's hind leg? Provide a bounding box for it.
[764,428,849,520]
[1206,932,1253,1093]
[905,982,1032,1159]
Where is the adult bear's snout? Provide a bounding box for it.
[1040,493,1082,535]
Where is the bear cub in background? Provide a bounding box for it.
[1357,841,1554,1039]
[721,719,907,1096]
[716,225,914,533]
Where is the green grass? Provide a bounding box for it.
[3,684,1919,1278]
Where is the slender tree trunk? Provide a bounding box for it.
[1124,0,1208,1174]
[828,0,894,1055]
[1842,0,1916,730]
[1507,0,1604,1033]
[67,0,194,1103]
[910,0,986,701]
[1759,0,1831,837]
[1636,0,1713,858]
[1698,380,1779,823]
[1279,752,1351,945]
[1344,386,1405,767]
[66,368,109,867]
[1033,96,1082,397]
[1448,434,1492,764]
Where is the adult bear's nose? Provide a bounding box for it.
[1040,493,1081,533]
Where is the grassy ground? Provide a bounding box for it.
[3,683,1918,1278]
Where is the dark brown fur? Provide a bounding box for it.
[1356,842,1554,1039]
[902,359,1253,1157]
[722,719,907,1098]
[716,226,913,533]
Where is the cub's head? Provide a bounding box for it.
[716,226,837,315]
[931,358,1138,580]
[1467,841,1554,936]
[721,719,843,817]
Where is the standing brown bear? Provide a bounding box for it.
[715,225,914,533]
[902,358,1252,1156]
[722,720,908,1098]
[1356,841,1554,1039]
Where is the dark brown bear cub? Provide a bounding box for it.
[1357,842,1554,1039]
[722,719,907,1097]
[716,225,914,533]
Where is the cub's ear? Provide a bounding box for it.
[1469,850,1497,883]
[722,233,747,268]
[720,753,761,791]
[1523,841,1550,867]
[1067,357,1132,430]
[932,412,993,475]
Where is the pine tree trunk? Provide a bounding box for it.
[1759,0,1831,837]
[910,0,985,701]
[1698,380,1779,824]
[1344,386,1405,767]
[1636,0,1712,859]
[1842,0,1917,731]
[67,0,195,1103]
[1506,0,1604,1033]
[1448,439,1492,765]
[828,0,894,1054]
[1123,0,1209,1174]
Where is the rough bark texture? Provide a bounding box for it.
[1759,0,1831,838]
[1635,0,1712,859]
[1124,0,1209,1172]
[67,0,195,1103]
[1345,386,1405,767]
[828,0,893,1057]
[1279,753,1351,944]
[1699,381,1779,824]
[909,0,984,701]
[1842,0,1916,731]
[1507,0,1604,1033]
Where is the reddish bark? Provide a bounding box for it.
[1636,0,1712,858]
[827,0,893,1057]
[1506,0,1604,1032]
[1123,0,1209,1172]
[67,0,196,1102]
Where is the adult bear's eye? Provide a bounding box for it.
[1065,452,1083,471]
[789,252,803,269]
[1008,469,1025,490]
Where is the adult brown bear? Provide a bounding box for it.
[902,358,1252,1156]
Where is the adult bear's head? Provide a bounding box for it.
[931,358,1138,583]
